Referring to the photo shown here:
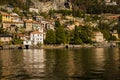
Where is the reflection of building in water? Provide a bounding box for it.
[0,50,25,78]
[23,49,46,76]
[67,50,75,76]
[45,50,56,75]
[67,50,85,79]
[107,48,120,78]
[113,48,119,71]
[1,51,13,76]
[0,52,2,77]
[93,48,105,70]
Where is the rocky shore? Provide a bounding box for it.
[0,43,119,50]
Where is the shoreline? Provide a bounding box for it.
[0,44,119,50]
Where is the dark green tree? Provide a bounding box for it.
[0,14,2,22]
[13,38,23,44]
[55,20,61,28]
[44,29,56,44]
[74,26,83,44]
[116,17,120,37]
[101,30,111,41]
[78,26,93,44]
[111,35,117,41]
[56,26,66,44]
[0,28,8,34]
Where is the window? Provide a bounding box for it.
[40,38,42,40]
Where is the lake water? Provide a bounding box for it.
[0,48,120,80]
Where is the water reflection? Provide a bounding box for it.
[23,49,46,77]
[0,50,26,80]
[0,48,119,80]
[92,48,105,70]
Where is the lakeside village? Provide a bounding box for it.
[0,6,120,49]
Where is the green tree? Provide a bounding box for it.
[12,7,20,15]
[56,26,66,44]
[0,0,8,5]
[0,14,2,22]
[111,35,117,41]
[45,29,56,44]
[55,20,61,28]
[13,38,23,44]
[0,28,8,34]
[116,18,120,37]
[101,30,111,41]
[79,26,93,44]
[74,26,83,44]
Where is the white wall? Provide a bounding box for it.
[23,40,32,45]
[30,33,43,45]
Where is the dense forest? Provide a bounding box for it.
[71,0,120,14]
[0,0,31,10]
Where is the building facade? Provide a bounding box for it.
[92,32,105,42]
[0,34,12,44]
[30,31,44,45]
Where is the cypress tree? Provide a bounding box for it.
[56,26,66,44]
[45,29,56,44]
[74,26,83,44]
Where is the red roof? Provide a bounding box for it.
[18,34,25,37]
[31,31,42,34]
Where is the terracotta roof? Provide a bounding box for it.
[18,34,25,37]
[31,31,42,34]
[3,21,24,24]
[1,13,19,17]
[25,20,33,23]
[1,12,9,16]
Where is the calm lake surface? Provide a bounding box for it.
[0,48,120,80]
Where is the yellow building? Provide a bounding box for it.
[2,13,12,22]
[1,13,20,22]
[112,30,119,39]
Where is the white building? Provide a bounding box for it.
[41,21,55,30]
[104,0,117,5]
[23,40,32,45]
[105,1,117,5]
[29,8,39,13]
[104,0,111,3]
[92,32,105,42]
[30,31,44,45]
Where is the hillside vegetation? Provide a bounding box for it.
[0,0,31,10]
[0,0,120,14]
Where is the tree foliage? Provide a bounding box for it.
[0,0,32,10]
[56,26,66,44]
[55,20,61,28]
[45,29,56,44]
[73,26,83,44]
[71,0,120,14]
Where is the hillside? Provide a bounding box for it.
[0,0,28,9]
[31,0,71,12]
[0,0,120,13]
[0,0,71,12]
